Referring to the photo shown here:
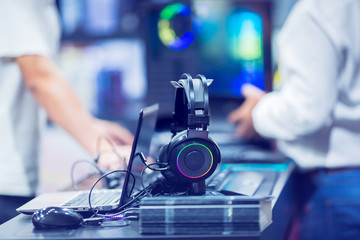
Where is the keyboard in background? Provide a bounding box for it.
[219,144,290,164]
[209,131,280,164]
[206,167,277,196]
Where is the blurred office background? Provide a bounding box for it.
[56,0,297,119]
[40,0,297,193]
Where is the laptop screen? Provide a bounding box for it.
[119,104,159,207]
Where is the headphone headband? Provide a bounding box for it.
[171,73,211,135]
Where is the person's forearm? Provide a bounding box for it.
[17,55,101,156]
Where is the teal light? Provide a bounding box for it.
[227,11,263,60]
[221,162,290,172]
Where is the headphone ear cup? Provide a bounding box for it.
[157,144,168,165]
[166,136,220,182]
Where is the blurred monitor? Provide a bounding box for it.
[141,0,272,118]
[193,0,271,98]
[58,39,147,120]
[57,0,272,121]
[58,0,141,39]
[56,0,148,120]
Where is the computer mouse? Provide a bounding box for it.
[32,206,83,230]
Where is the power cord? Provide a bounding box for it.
[82,207,139,227]
[69,140,173,226]
[70,159,104,191]
[140,162,169,197]
[71,135,128,190]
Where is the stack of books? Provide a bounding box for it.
[139,195,272,235]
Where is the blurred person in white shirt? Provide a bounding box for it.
[0,0,133,224]
[229,0,360,239]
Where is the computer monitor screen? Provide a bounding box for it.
[193,0,271,98]
[58,0,141,39]
[58,39,147,120]
[142,0,272,116]
[57,0,147,120]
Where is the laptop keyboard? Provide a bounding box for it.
[62,190,121,207]
[206,167,266,196]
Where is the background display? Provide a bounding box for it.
[57,0,272,119]
[142,0,272,117]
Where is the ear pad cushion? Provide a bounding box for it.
[157,144,168,164]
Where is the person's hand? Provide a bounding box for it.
[93,118,134,145]
[92,118,134,170]
[97,144,133,171]
[228,84,265,139]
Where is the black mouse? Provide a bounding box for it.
[32,206,83,230]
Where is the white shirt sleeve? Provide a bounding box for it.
[0,0,53,58]
[252,1,340,141]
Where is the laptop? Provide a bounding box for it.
[17,104,159,214]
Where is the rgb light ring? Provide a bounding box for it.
[158,3,195,50]
[176,143,213,178]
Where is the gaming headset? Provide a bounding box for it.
[157,73,221,185]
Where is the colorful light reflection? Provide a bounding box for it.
[227,10,265,95]
[227,11,263,61]
[158,3,195,50]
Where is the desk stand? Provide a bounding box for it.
[189,181,206,195]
